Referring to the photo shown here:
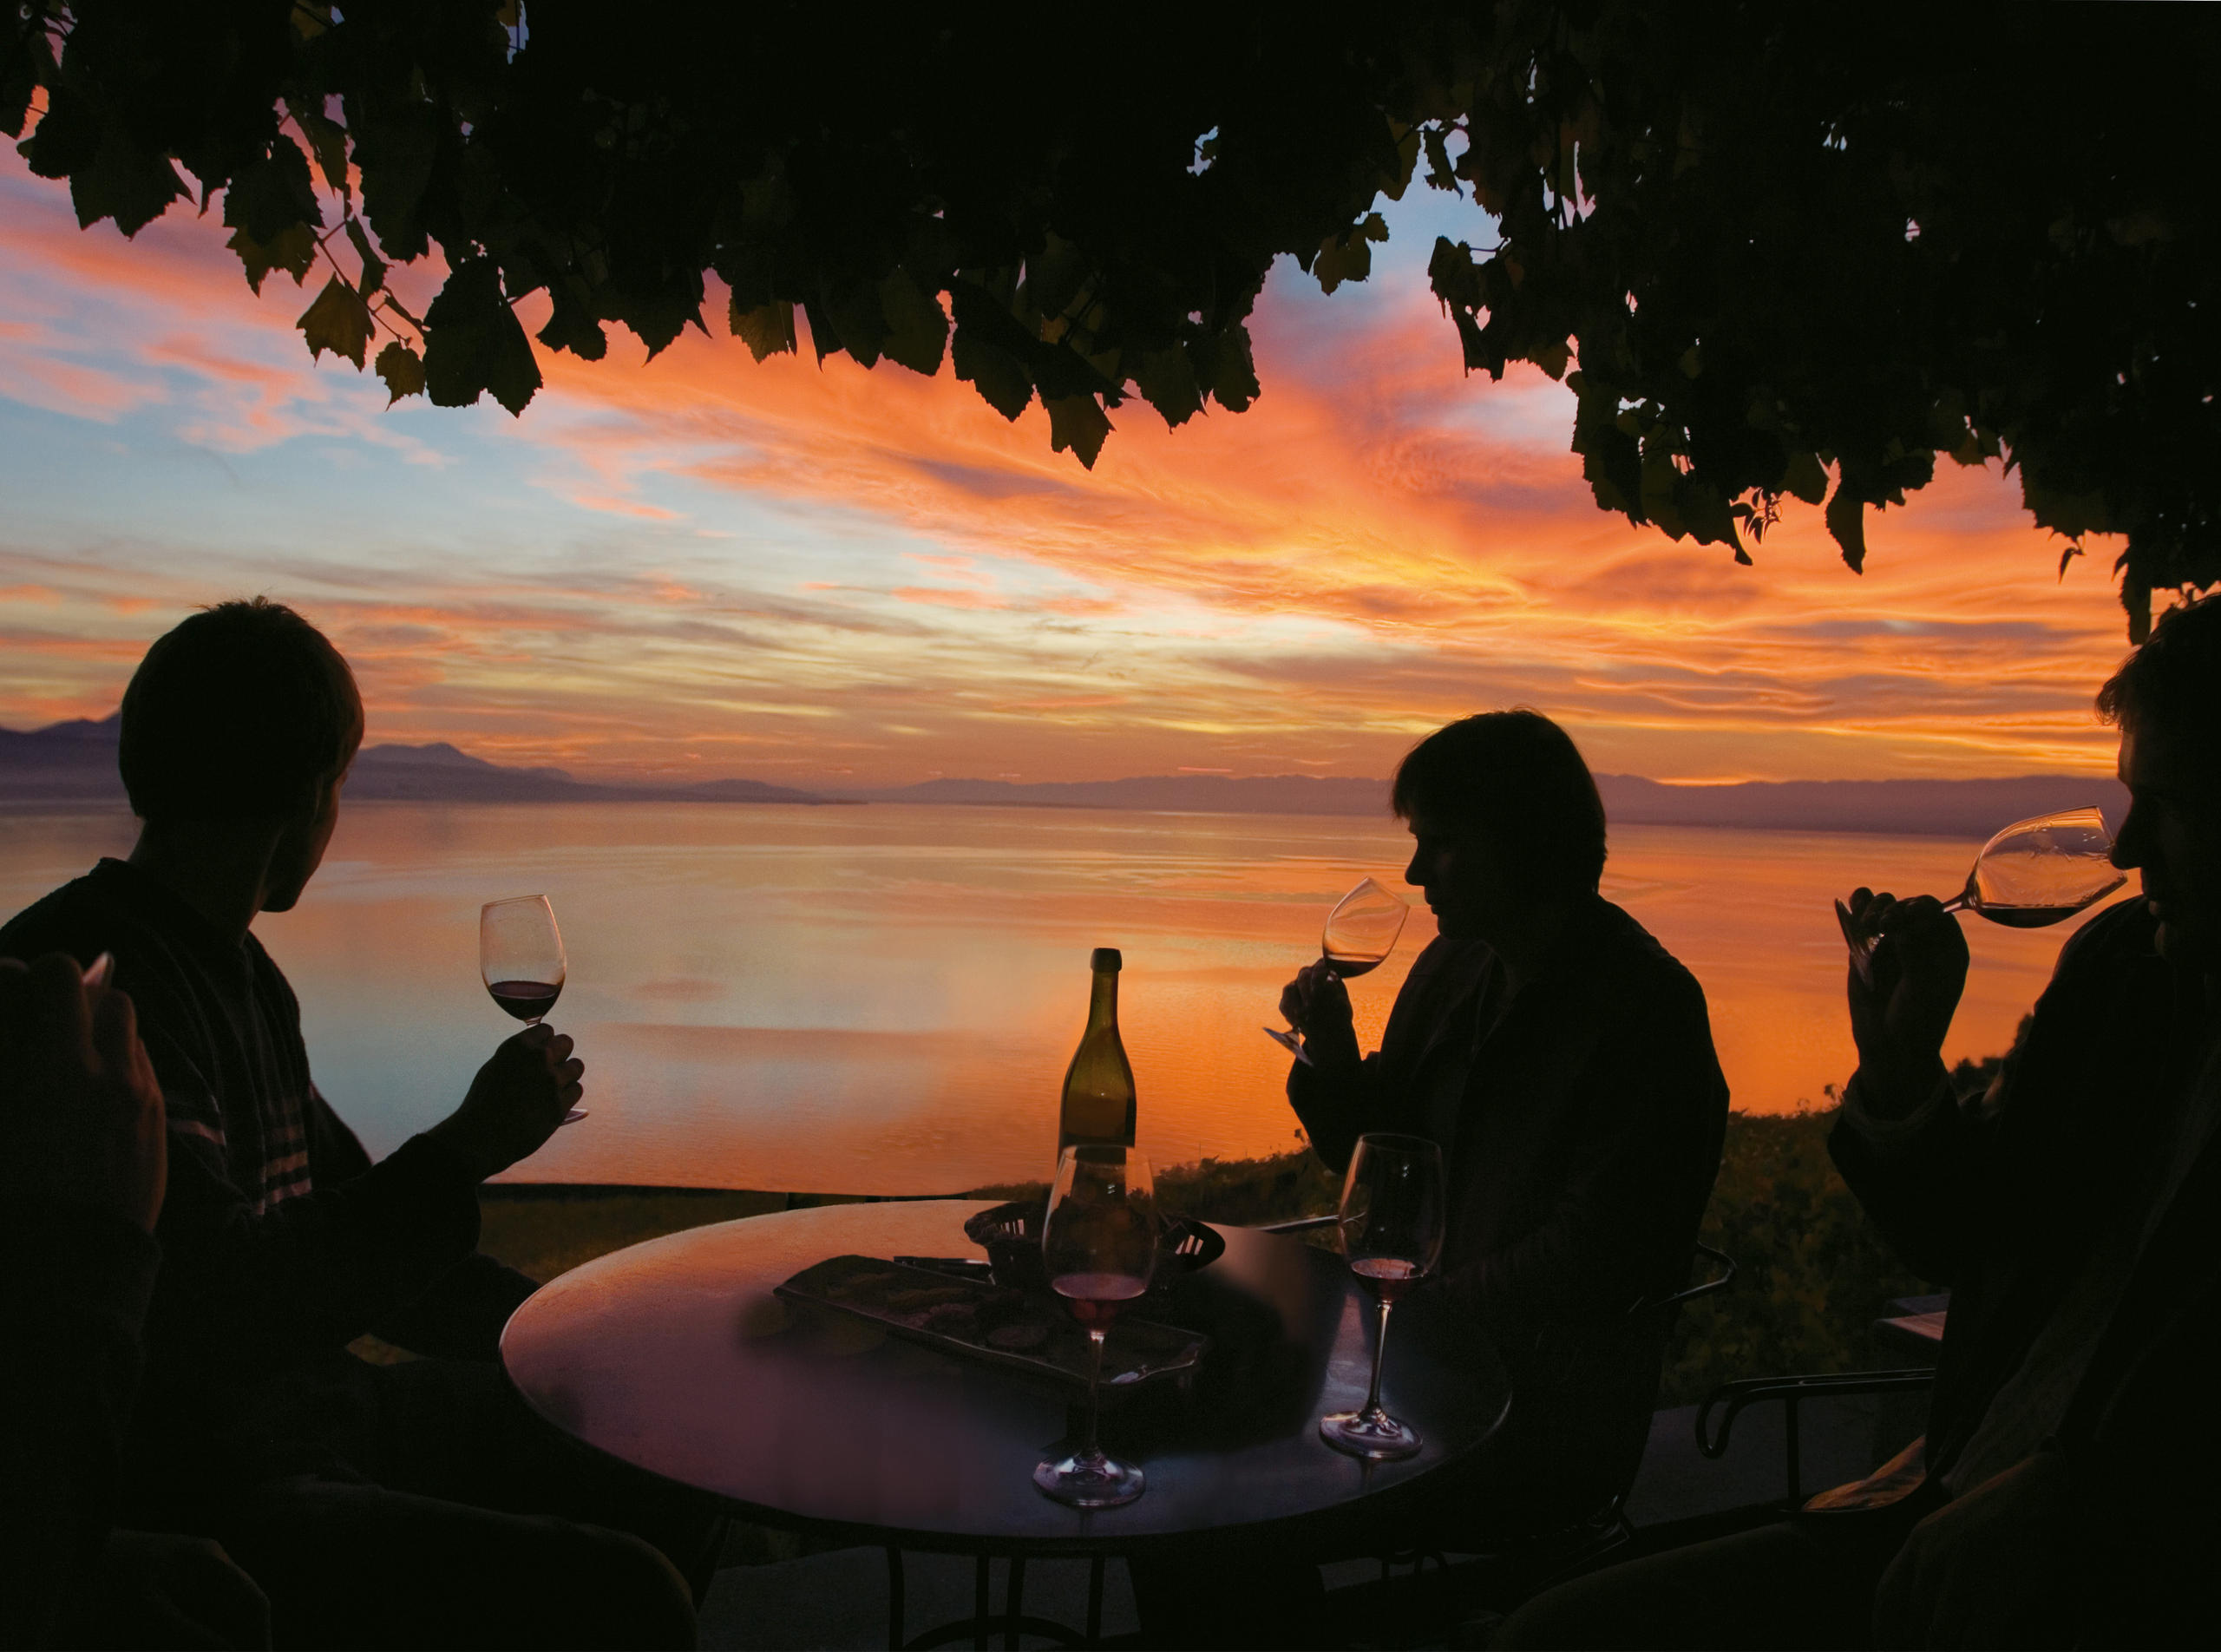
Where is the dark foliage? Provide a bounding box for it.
[8,3,2217,626]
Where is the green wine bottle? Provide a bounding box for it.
[1056,947,1137,1155]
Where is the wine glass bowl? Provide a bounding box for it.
[1837,807,2128,974]
[1320,1132,1445,1461]
[1321,876,1410,976]
[1265,876,1411,1064]
[1033,1145,1159,1509]
[1954,806,2125,926]
[481,895,586,1125]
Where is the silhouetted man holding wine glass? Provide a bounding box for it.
[1500,595,2221,1648]
[1283,709,1730,1537]
[1133,712,1728,1643]
[1,600,705,1649]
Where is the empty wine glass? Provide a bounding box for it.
[1836,807,2128,979]
[1320,1132,1445,1460]
[481,895,586,1125]
[1034,1144,1159,1509]
[1264,876,1411,1066]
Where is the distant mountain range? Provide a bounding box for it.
[0,715,836,806]
[0,713,2127,837]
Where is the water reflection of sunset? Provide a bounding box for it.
[0,803,2093,1195]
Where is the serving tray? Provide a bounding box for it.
[774,1254,1208,1390]
[962,1200,1225,1295]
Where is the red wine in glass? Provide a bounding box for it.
[1351,1255,1423,1303]
[1267,876,1409,1065]
[1034,1145,1158,1510]
[1053,1273,1149,1327]
[1320,1133,1445,1461]
[488,980,563,1022]
[480,895,586,1124]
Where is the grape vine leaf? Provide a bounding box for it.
[226,222,317,294]
[422,258,541,415]
[1045,394,1111,468]
[730,299,798,363]
[375,339,426,404]
[298,275,373,368]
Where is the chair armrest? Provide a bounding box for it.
[1696,1367,1937,1510]
[1695,1368,1938,1459]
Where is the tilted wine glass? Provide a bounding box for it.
[1835,807,2128,978]
[1263,876,1411,1066]
[1320,1131,1445,1461]
[1033,1144,1159,1509]
[480,895,586,1125]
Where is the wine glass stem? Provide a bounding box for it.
[1363,1300,1392,1418]
[1082,1327,1107,1464]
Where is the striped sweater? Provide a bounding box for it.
[0,857,533,1518]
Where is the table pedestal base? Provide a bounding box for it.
[886,1550,1109,1650]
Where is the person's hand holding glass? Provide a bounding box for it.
[482,895,585,1125]
[427,896,589,1181]
[1268,877,1409,1069]
[1836,808,2126,1117]
[1320,1132,1445,1460]
[1033,1144,1158,1509]
[1835,808,2126,978]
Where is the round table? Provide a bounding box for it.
[502,1202,1510,1638]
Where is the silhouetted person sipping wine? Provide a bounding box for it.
[1131,711,1729,1644]
[1,600,706,1649]
[1500,596,2221,1647]
[1286,709,1729,1532]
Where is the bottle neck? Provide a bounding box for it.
[1086,967,1120,1029]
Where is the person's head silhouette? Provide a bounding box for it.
[121,600,363,929]
[2100,592,2221,970]
[1391,708,1605,954]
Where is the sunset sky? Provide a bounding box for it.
[0,147,2140,788]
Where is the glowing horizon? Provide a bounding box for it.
[0,148,2140,789]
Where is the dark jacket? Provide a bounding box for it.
[0,862,537,1520]
[1291,895,1730,1515]
[0,1203,161,1648]
[1831,896,2221,1642]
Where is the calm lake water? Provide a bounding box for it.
[0,803,2110,1194]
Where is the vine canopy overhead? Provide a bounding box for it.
[6,2,2217,634]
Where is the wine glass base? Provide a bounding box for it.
[1320,1408,1421,1461]
[1033,1452,1145,1509]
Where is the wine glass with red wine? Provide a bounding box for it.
[1320,1131,1445,1460]
[1033,1144,1159,1509]
[1264,875,1410,1066]
[1835,807,2127,980]
[481,895,586,1125]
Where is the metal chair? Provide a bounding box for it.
[1302,1239,1742,1647]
